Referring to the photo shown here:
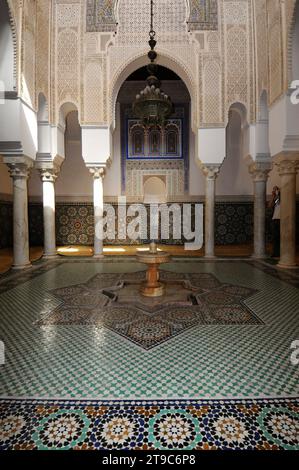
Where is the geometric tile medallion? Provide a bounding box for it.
[1,398,298,450]
[36,271,262,349]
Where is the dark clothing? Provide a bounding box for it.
[272,219,280,257]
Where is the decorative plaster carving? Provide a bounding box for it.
[4,1,295,137]
[83,59,103,123]
[268,0,284,105]
[21,0,36,108]
[36,0,51,103]
[202,59,222,124]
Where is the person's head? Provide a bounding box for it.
[273,186,280,195]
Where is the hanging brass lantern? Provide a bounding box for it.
[133,1,173,127]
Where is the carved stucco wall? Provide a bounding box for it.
[20,0,36,108]
[36,0,51,105]
[10,1,297,128]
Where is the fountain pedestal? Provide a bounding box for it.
[136,243,171,297]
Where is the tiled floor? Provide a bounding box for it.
[0,258,298,450]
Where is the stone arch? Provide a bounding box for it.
[110,50,196,130]
[58,102,79,128]
[0,0,17,91]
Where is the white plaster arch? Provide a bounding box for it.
[58,101,79,127]
[109,49,196,131]
[225,100,248,127]
[226,102,250,161]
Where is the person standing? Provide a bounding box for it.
[269,186,281,258]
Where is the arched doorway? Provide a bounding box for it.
[111,65,191,202]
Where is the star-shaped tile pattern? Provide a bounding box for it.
[36,271,262,349]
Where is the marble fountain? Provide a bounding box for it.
[136,241,171,297]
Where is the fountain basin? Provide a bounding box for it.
[136,246,171,297]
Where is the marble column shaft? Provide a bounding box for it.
[39,169,58,257]
[7,162,32,269]
[201,165,220,258]
[249,163,271,259]
[90,168,105,257]
[277,159,299,267]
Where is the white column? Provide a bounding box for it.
[39,169,58,257]
[276,158,299,268]
[201,164,221,258]
[6,161,32,269]
[249,162,272,259]
[89,167,105,258]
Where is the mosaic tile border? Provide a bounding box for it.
[1,398,298,450]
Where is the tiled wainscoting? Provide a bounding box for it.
[1,200,299,248]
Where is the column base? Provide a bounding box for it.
[43,253,59,259]
[12,262,32,270]
[277,262,297,269]
[251,254,268,260]
[204,255,216,259]
[93,254,104,259]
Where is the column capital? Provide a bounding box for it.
[200,163,221,180]
[88,166,106,179]
[38,168,59,183]
[274,152,299,175]
[4,157,33,179]
[276,159,299,176]
[249,162,272,182]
